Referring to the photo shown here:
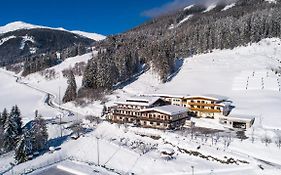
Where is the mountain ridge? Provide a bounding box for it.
[0,21,106,41]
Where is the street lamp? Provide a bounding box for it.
[10,163,15,175]
[191,165,194,175]
[96,137,100,166]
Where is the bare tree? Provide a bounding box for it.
[261,135,272,147]
[275,135,281,149]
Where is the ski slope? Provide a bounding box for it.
[152,38,281,129]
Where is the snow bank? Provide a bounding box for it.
[222,3,236,11]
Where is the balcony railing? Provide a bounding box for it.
[188,102,223,107]
[189,107,221,113]
[110,113,188,123]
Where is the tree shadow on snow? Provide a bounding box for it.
[166,58,184,82]
[47,135,70,148]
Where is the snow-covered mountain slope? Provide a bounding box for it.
[23,53,93,102]
[0,21,105,41]
[71,30,106,41]
[203,4,217,13]
[120,38,281,129]
[0,52,93,122]
[265,0,277,3]
[222,3,236,11]
[0,21,41,33]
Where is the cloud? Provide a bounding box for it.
[142,0,193,17]
[142,0,237,17]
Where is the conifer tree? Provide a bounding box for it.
[63,70,77,103]
[14,129,33,164]
[0,108,8,127]
[30,114,48,152]
[3,106,22,151]
[12,105,22,135]
[0,126,4,152]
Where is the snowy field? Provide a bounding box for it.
[151,38,281,129]
[233,70,280,91]
[2,122,281,175]
[21,52,104,117]
[0,69,57,123]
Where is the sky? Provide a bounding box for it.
[0,0,193,35]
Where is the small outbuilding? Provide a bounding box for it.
[219,114,255,129]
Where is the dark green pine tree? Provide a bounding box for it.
[63,70,77,103]
[0,124,4,152]
[3,106,23,151]
[12,105,22,135]
[0,108,8,127]
[31,114,48,152]
[82,60,97,89]
[14,129,33,164]
[0,109,7,151]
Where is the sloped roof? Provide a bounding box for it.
[116,96,162,107]
[148,93,229,102]
[141,105,187,115]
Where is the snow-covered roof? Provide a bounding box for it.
[190,94,229,101]
[141,105,187,115]
[220,114,255,122]
[160,147,175,155]
[148,93,229,102]
[116,96,162,107]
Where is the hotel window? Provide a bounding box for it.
[150,121,153,125]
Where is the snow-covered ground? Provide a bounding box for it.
[22,53,92,103]
[0,69,57,123]
[154,38,281,129]
[2,122,281,175]
[222,3,236,11]
[203,4,217,13]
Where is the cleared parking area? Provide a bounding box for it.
[34,166,75,175]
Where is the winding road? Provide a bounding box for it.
[2,71,76,124]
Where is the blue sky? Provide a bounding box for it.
[0,0,189,35]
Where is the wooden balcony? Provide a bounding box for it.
[188,102,223,107]
[110,113,188,123]
[189,107,221,113]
